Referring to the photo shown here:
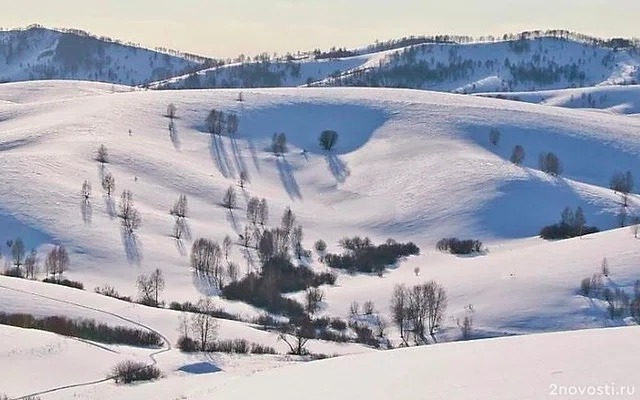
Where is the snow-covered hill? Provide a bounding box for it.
[1,80,640,399]
[0,26,203,85]
[477,84,640,116]
[187,326,639,400]
[153,36,640,93]
[1,79,639,313]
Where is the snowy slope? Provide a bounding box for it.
[1,80,640,302]
[18,326,638,400]
[0,275,370,398]
[477,84,640,116]
[153,37,640,93]
[186,327,640,400]
[0,27,201,85]
[1,80,640,399]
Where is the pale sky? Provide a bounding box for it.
[4,0,639,58]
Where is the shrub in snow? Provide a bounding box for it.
[323,236,419,274]
[436,238,484,255]
[111,360,161,384]
[177,336,198,353]
[42,278,84,290]
[0,312,161,347]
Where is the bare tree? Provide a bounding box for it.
[603,288,629,319]
[574,206,586,237]
[319,130,339,151]
[363,300,376,315]
[425,281,447,339]
[119,190,142,234]
[166,103,177,119]
[291,225,304,260]
[170,195,188,218]
[226,261,239,283]
[191,297,219,351]
[314,239,327,262]
[373,315,388,341]
[349,301,360,318]
[510,145,525,165]
[206,109,226,136]
[278,317,312,356]
[258,198,269,228]
[227,113,239,135]
[457,304,474,340]
[618,206,628,227]
[390,284,409,346]
[257,229,275,263]
[272,132,287,155]
[237,225,251,248]
[136,273,155,305]
[81,180,92,203]
[11,238,25,268]
[44,245,70,278]
[246,197,260,226]
[631,216,640,238]
[24,249,38,279]
[601,257,610,277]
[96,144,108,164]
[489,128,501,146]
[222,186,237,210]
[610,171,634,207]
[406,281,448,343]
[280,207,296,237]
[237,171,248,190]
[190,238,223,286]
[304,287,324,316]
[102,172,116,197]
[538,152,562,176]
[222,235,232,260]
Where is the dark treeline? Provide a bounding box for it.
[0,312,162,347]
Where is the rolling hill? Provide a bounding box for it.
[1,80,640,399]
[153,34,640,93]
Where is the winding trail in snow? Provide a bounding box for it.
[0,284,172,400]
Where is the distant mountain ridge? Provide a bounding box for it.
[1,26,639,94]
[0,25,211,85]
[153,31,640,93]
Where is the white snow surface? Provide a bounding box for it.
[1,80,640,398]
[477,84,640,116]
[187,326,640,400]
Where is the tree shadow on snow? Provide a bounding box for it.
[121,230,142,265]
[104,196,117,219]
[175,238,187,256]
[209,134,235,178]
[169,121,181,151]
[245,132,261,173]
[230,135,249,182]
[178,362,221,375]
[326,154,351,183]
[192,271,220,297]
[276,156,302,200]
[80,200,92,226]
